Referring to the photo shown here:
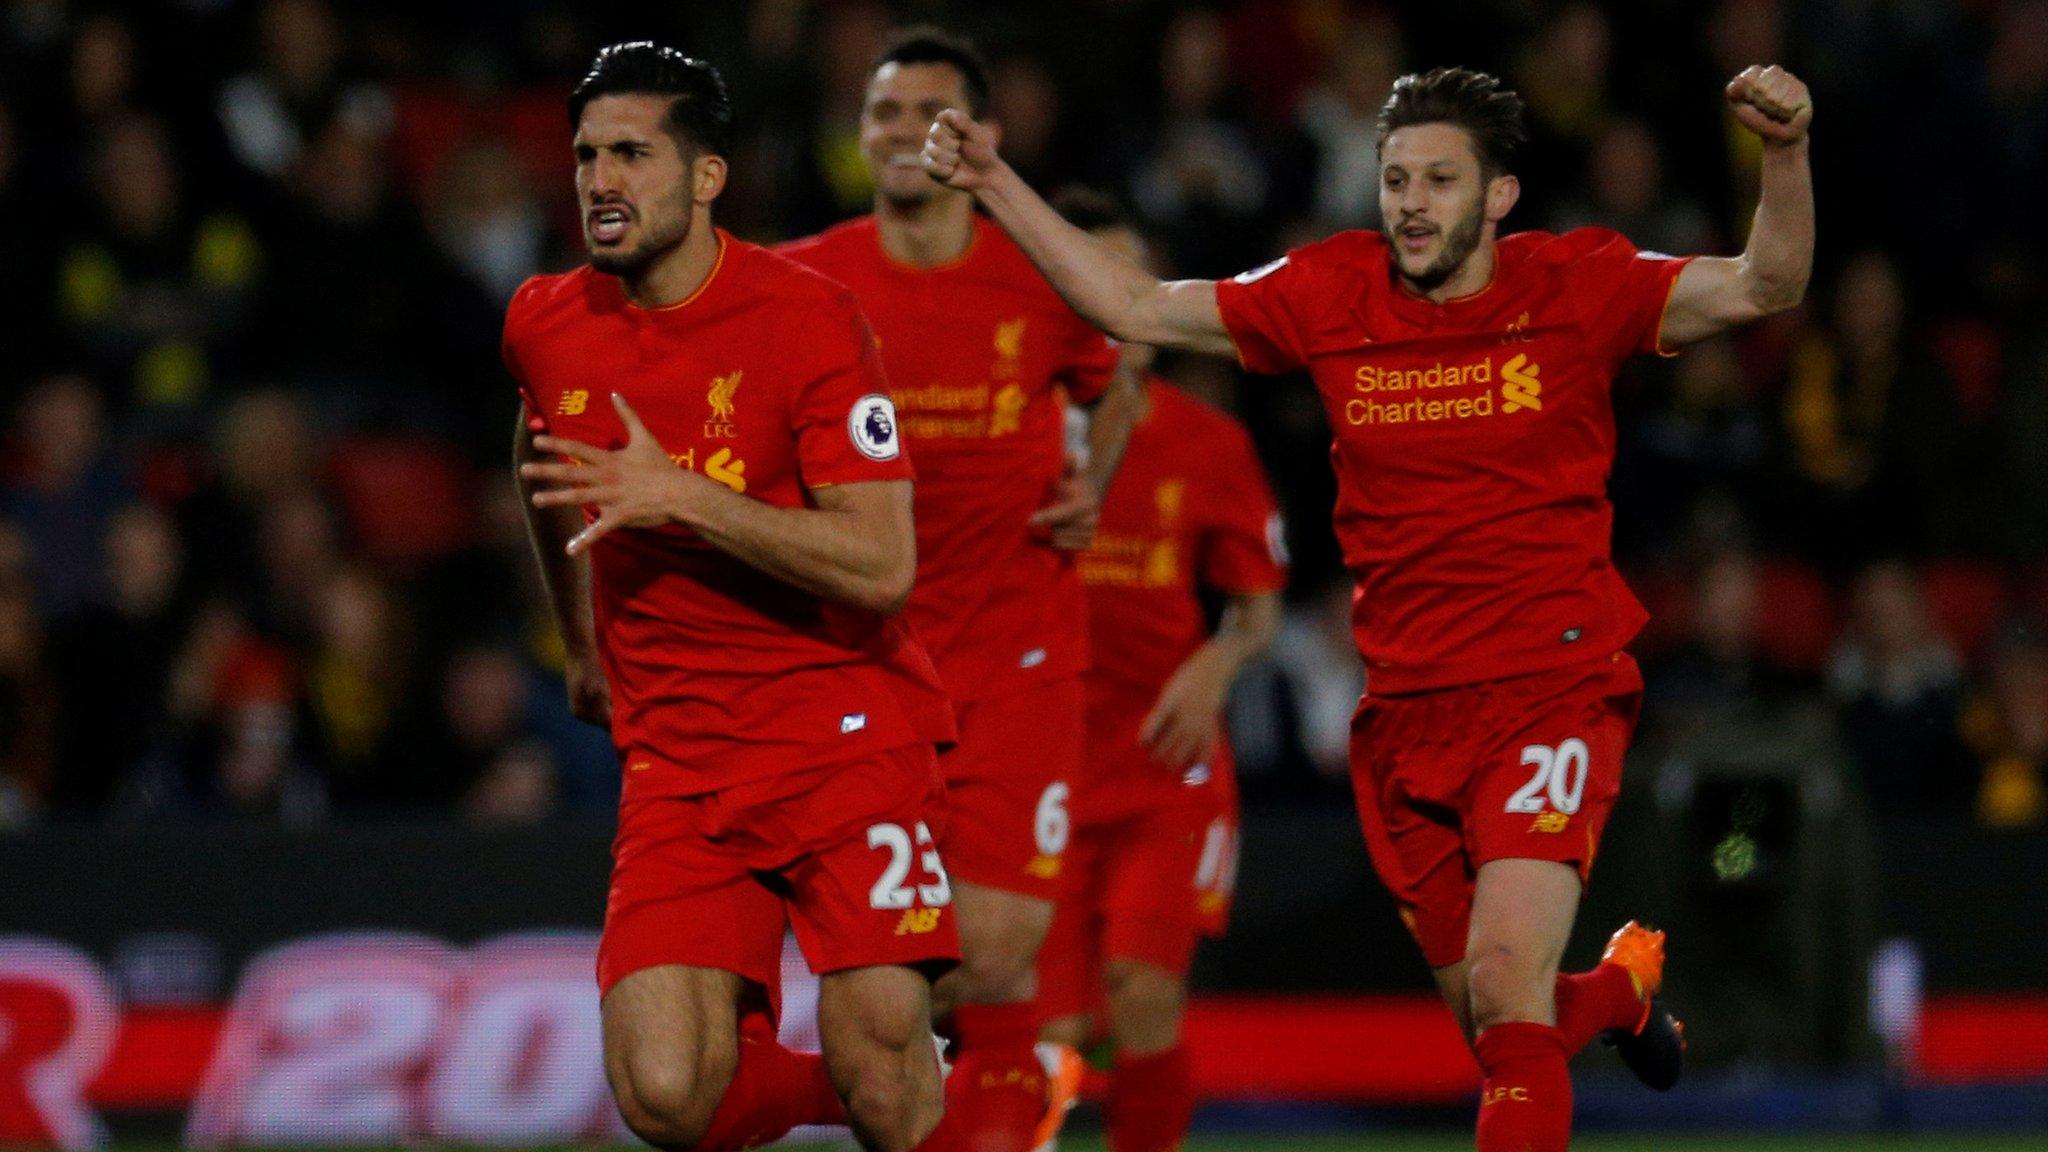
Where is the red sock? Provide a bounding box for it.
[1473,1022,1572,1152]
[693,1032,845,1151]
[1552,965,1643,1055]
[945,1003,1045,1152]
[1108,1046,1194,1152]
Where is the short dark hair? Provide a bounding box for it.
[1376,67,1527,178]
[568,42,734,159]
[1049,186,1132,234]
[872,26,990,117]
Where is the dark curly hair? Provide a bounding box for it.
[1376,67,1527,178]
[568,42,734,159]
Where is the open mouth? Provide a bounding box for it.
[1397,223,1437,253]
[588,206,631,244]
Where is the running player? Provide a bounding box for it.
[781,28,1142,1152]
[1032,191,1287,1152]
[509,43,961,1152]
[926,63,1814,1152]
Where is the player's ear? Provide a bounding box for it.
[692,153,728,205]
[1485,172,1520,223]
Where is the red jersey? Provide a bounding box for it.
[1080,379,1288,809]
[780,215,1119,702]
[503,231,953,796]
[1215,228,1690,695]
[1082,380,1289,695]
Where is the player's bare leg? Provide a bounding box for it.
[930,878,1056,1152]
[932,878,1055,1014]
[1457,858,1581,1152]
[1100,957,1196,1152]
[819,965,947,1151]
[1103,958,1183,1055]
[602,966,743,1149]
[603,965,840,1152]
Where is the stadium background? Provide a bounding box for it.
[1,0,2046,1147]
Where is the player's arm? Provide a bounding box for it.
[1141,589,1283,769]
[923,110,1236,358]
[1659,66,1815,348]
[521,394,916,614]
[1032,347,1147,550]
[513,405,610,727]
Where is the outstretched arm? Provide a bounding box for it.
[521,394,917,614]
[923,109,1237,357]
[1660,65,1815,348]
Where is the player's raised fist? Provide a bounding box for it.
[1726,64,1811,147]
[921,107,1003,191]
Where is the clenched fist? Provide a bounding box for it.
[1727,64,1812,147]
[921,108,1004,191]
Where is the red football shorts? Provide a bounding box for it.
[598,743,961,999]
[1037,700,1231,1023]
[1193,754,1240,939]
[937,676,1085,901]
[1349,651,1643,970]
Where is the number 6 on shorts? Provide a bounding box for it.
[1504,737,1589,815]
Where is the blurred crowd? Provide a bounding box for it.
[2,0,2047,830]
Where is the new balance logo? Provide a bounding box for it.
[556,390,589,416]
[892,908,943,935]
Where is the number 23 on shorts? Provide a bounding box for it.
[867,821,952,935]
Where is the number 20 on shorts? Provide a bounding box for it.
[1505,737,1590,815]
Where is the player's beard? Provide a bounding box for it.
[588,187,693,277]
[1400,199,1485,294]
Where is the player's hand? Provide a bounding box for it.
[522,393,697,555]
[1029,457,1100,550]
[564,654,612,729]
[1141,646,1232,770]
[1726,65,1811,147]
[921,108,1004,192]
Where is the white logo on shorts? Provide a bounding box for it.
[848,395,899,461]
[1019,647,1047,669]
[841,713,867,734]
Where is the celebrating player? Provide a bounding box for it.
[509,44,962,1152]
[1031,191,1287,1152]
[926,62,1814,1152]
[781,28,1142,1152]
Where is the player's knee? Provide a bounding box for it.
[608,1043,736,1150]
[1105,960,1185,1052]
[954,924,1041,1001]
[1464,941,1553,1030]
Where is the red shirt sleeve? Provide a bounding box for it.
[1214,250,1320,374]
[795,297,915,489]
[1564,229,1693,363]
[503,276,543,418]
[1055,313,1119,404]
[1197,423,1289,594]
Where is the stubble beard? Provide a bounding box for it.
[1399,201,1485,294]
[589,192,693,278]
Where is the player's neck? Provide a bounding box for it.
[874,192,976,268]
[1401,238,1498,305]
[619,216,722,309]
